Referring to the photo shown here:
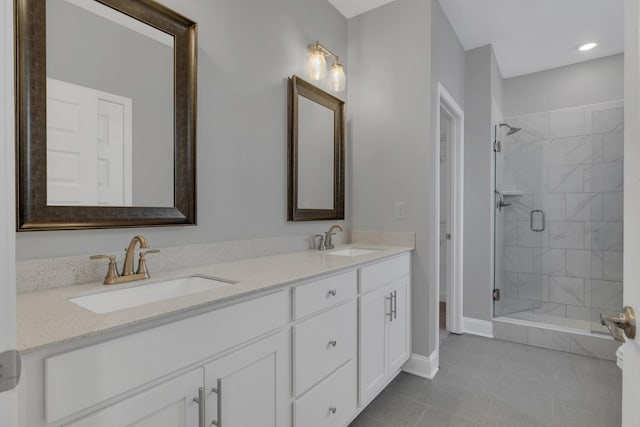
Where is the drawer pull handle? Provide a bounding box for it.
[329,406,337,415]
[193,387,205,427]
[328,340,337,348]
[328,289,337,297]
[392,290,397,320]
[210,378,222,426]
[385,294,393,321]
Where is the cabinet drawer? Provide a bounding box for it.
[292,270,357,319]
[293,300,356,396]
[360,253,410,293]
[45,291,287,423]
[293,360,357,427]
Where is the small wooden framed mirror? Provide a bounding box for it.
[287,76,345,221]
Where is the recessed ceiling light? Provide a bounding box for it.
[579,42,597,52]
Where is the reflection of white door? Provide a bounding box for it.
[623,2,640,425]
[97,96,132,205]
[47,78,132,206]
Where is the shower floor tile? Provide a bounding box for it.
[349,334,621,427]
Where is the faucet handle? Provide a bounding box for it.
[90,255,120,285]
[136,249,160,276]
[315,235,326,251]
[90,254,115,261]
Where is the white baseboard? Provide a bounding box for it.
[463,317,494,338]
[402,351,439,380]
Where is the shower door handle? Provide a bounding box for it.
[601,307,636,343]
[530,210,545,232]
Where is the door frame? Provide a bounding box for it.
[623,0,640,424]
[0,0,18,424]
[434,83,464,342]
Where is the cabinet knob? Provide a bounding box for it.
[328,340,337,348]
[327,289,337,297]
[329,406,337,414]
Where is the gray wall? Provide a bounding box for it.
[431,0,465,314]
[431,0,465,107]
[463,45,502,321]
[504,54,624,117]
[348,0,432,356]
[47,0,174,206]
[17,0,348,259]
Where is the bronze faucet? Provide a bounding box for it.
[91,235,159,285]
[324,224,344,250]
[122,235,149,276]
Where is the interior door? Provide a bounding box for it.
[622,1,640,425]
[47,78,132,206]
[47,78,99,205]
[97,93,132,206]
[0,0,17,424]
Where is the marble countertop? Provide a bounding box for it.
[17,245,412,354]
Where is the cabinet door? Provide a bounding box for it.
[387,276,411,373]
[204,333,286,427]
[358,285,391,405]
[68,368,203,427]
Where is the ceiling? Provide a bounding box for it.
[438,0,624,78]
[328,0,397,19]
[329,0,624,78]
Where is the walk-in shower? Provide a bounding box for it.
[492,101,624,338]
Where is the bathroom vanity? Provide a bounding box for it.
[16,247,412,427]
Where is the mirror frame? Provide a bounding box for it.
[287,76,345,222]
[15,0,197,231]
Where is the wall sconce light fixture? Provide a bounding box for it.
[307,41,346,92]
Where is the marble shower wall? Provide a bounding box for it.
[496,101,624,327]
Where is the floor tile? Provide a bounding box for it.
[414,405,477,427]
[357,389,426,427]
[349,335,621,427]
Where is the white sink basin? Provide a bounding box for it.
[326,248,381,257]
[69,276,235,314]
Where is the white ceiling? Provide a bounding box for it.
[438,0,624,78]
[329,0,624,78]
[328,0,398,19]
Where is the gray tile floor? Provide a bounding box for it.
[350,334,621,427]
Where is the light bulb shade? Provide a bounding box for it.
[307,49,327,81]
[328,62,346,92]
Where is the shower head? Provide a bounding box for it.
[499,123,521,136]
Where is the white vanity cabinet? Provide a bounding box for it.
[358,254,411,406]
[20,291,288,427]
[291,271,358,427]
[203,332,287,427]
[66,368,203,427]
[18,250,413,427]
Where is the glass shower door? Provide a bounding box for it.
[493,121,546,320]
[493,102,625,333]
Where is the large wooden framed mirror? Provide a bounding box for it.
[288,76,345,221]
[15,0,197,231]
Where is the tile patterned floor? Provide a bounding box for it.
[350,334,621,427]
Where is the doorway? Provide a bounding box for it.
[439,108,452,344]
[435,83,464,356]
